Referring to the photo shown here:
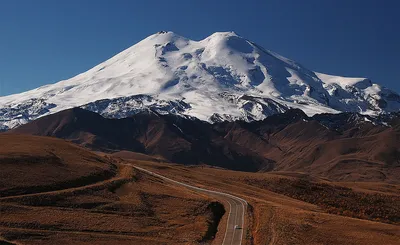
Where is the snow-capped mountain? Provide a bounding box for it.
[1,31,399,130]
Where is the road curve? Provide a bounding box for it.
[132,166,247,245]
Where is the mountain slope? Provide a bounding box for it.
[10,108,400,183]
[9,108,273,172]
[213,110,400,183]
[1,31,399,129]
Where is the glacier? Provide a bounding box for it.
[1,31,399,129]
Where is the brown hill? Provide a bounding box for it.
[8,108,145,151]
[0,134,115,197]
[216,112,400,183]
[9,108,273,172]
[9,108,400,183]
[0,134,222,244]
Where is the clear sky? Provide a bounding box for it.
[1,0,399,96]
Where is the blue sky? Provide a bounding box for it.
[1,0,399,96]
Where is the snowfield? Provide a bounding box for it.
[1,31,399,129]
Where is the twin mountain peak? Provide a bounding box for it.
[1,31,399,130]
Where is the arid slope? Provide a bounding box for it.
[0,135,223,245]
[129,159,400,245]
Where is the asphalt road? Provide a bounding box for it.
[133,166,247,245]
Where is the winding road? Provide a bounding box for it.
[132,166,247,245]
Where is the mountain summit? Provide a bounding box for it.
[1,31,399,129]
